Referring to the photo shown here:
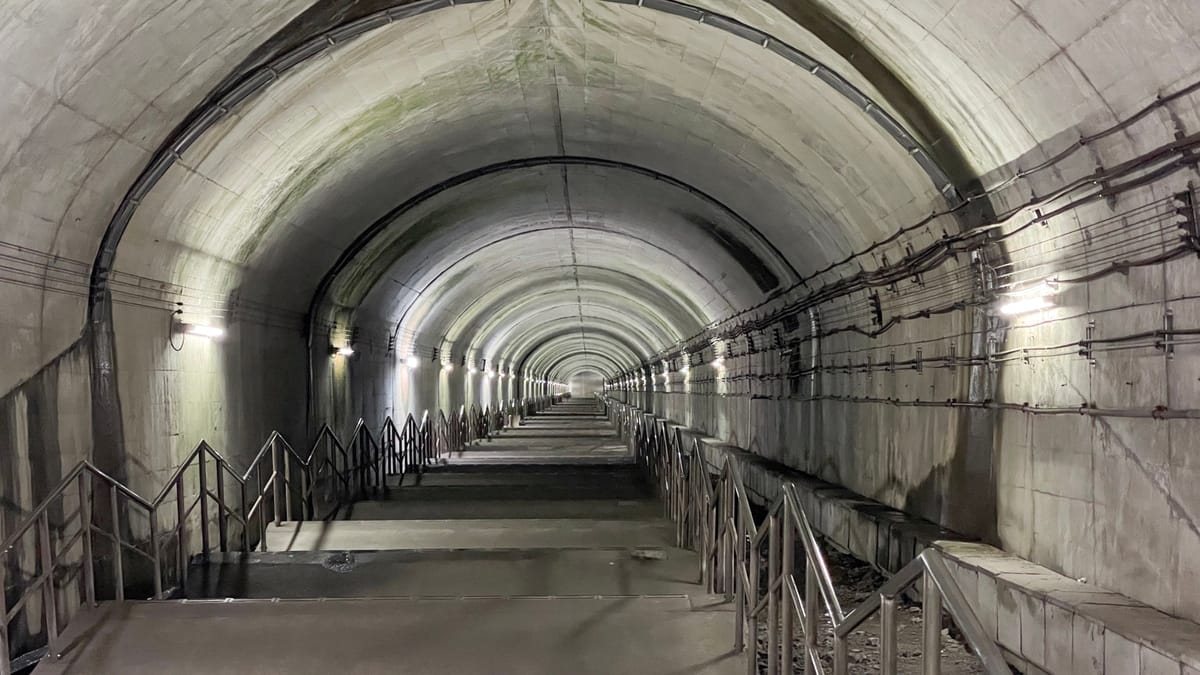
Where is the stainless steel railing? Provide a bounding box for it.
[605,398,1009,675]
[1,395,555,675]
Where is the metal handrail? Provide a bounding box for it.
[606,397,1009,675]
[0,395,556,675]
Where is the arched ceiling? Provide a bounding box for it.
[1,0,1195,391]
[105,0,952,380]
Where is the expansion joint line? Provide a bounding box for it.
[546,46,589,364]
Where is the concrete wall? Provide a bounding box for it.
[623,170,1200,624]
[112,304,308,493]
[570,373,604,398]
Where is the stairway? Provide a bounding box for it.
[35,399,743,674]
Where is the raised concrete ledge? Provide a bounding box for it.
[643,416,1200,675]
[937,541,1200,675]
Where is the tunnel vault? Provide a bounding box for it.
[4,0,1200,637]
[78,0,970,434]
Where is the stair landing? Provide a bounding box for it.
[34,399,742,674]
[36,596,741,675]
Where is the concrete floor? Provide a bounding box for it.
[37,597,743,675]
[264,517,676,550]
[38,400,742,674]
[187,548,704,599]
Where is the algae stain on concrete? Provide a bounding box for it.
[238,95,429,262]
[332,193,495,308]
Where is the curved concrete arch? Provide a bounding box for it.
[83,0,959,325]
[470,300,676,365]
[537,347,631,383]
[315,155,800,327]
[389,224,742,352]
[433,265,712,349]
[515,329,644,377]
[544,354,626,383]
[451,288,688,355]
[482,307,667,369]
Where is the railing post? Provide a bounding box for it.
[215,458,229,551]
[0,562,9,675]
[704,493,715,589]
[239,480,250,553]
[802,558,817,674]
[107,487,124,603]
[881,593,898,675]
[923,572,943,675]
[766,512,780,675]
[733,507,745,654]
[255,464,267,552]
[282,444,294,522]
[834,632,849,674]
[748,512,761,675]
[723,480,734,597]
[197,448,211,556]
[271,437,283,526]
[782,506,792,667]
[327,435,339,501]
[149,512,163,599]
[78,476,96,608]
[38,511,60,651]
[301,464,312,520]
[176,479,189,586]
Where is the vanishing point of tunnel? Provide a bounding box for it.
[2,1,1200,673]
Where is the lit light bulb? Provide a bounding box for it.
[184,323,225,339]
[712,357,725,368]
[998,279,1060,316]
[998,297,1054,316]
[442,363,453,373]
[335,346,354,357]
[468,366,478,375]
[405,355,418,368]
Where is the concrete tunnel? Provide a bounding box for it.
[1,0,1200,672]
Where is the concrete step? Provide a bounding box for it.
[411,463,639,479]
[36,596,742,675]
[265,518,676,551]
[342,496,659,520]
[186,547,699,599]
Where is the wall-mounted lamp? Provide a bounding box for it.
[712,356,725,368]
[334,346,355,357]
[181,323,225,339]
[998,279,1060,316]
[998,297,1054,316]
[468,366,478,375]
[442,363,454,373]
[404,355,419,368]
